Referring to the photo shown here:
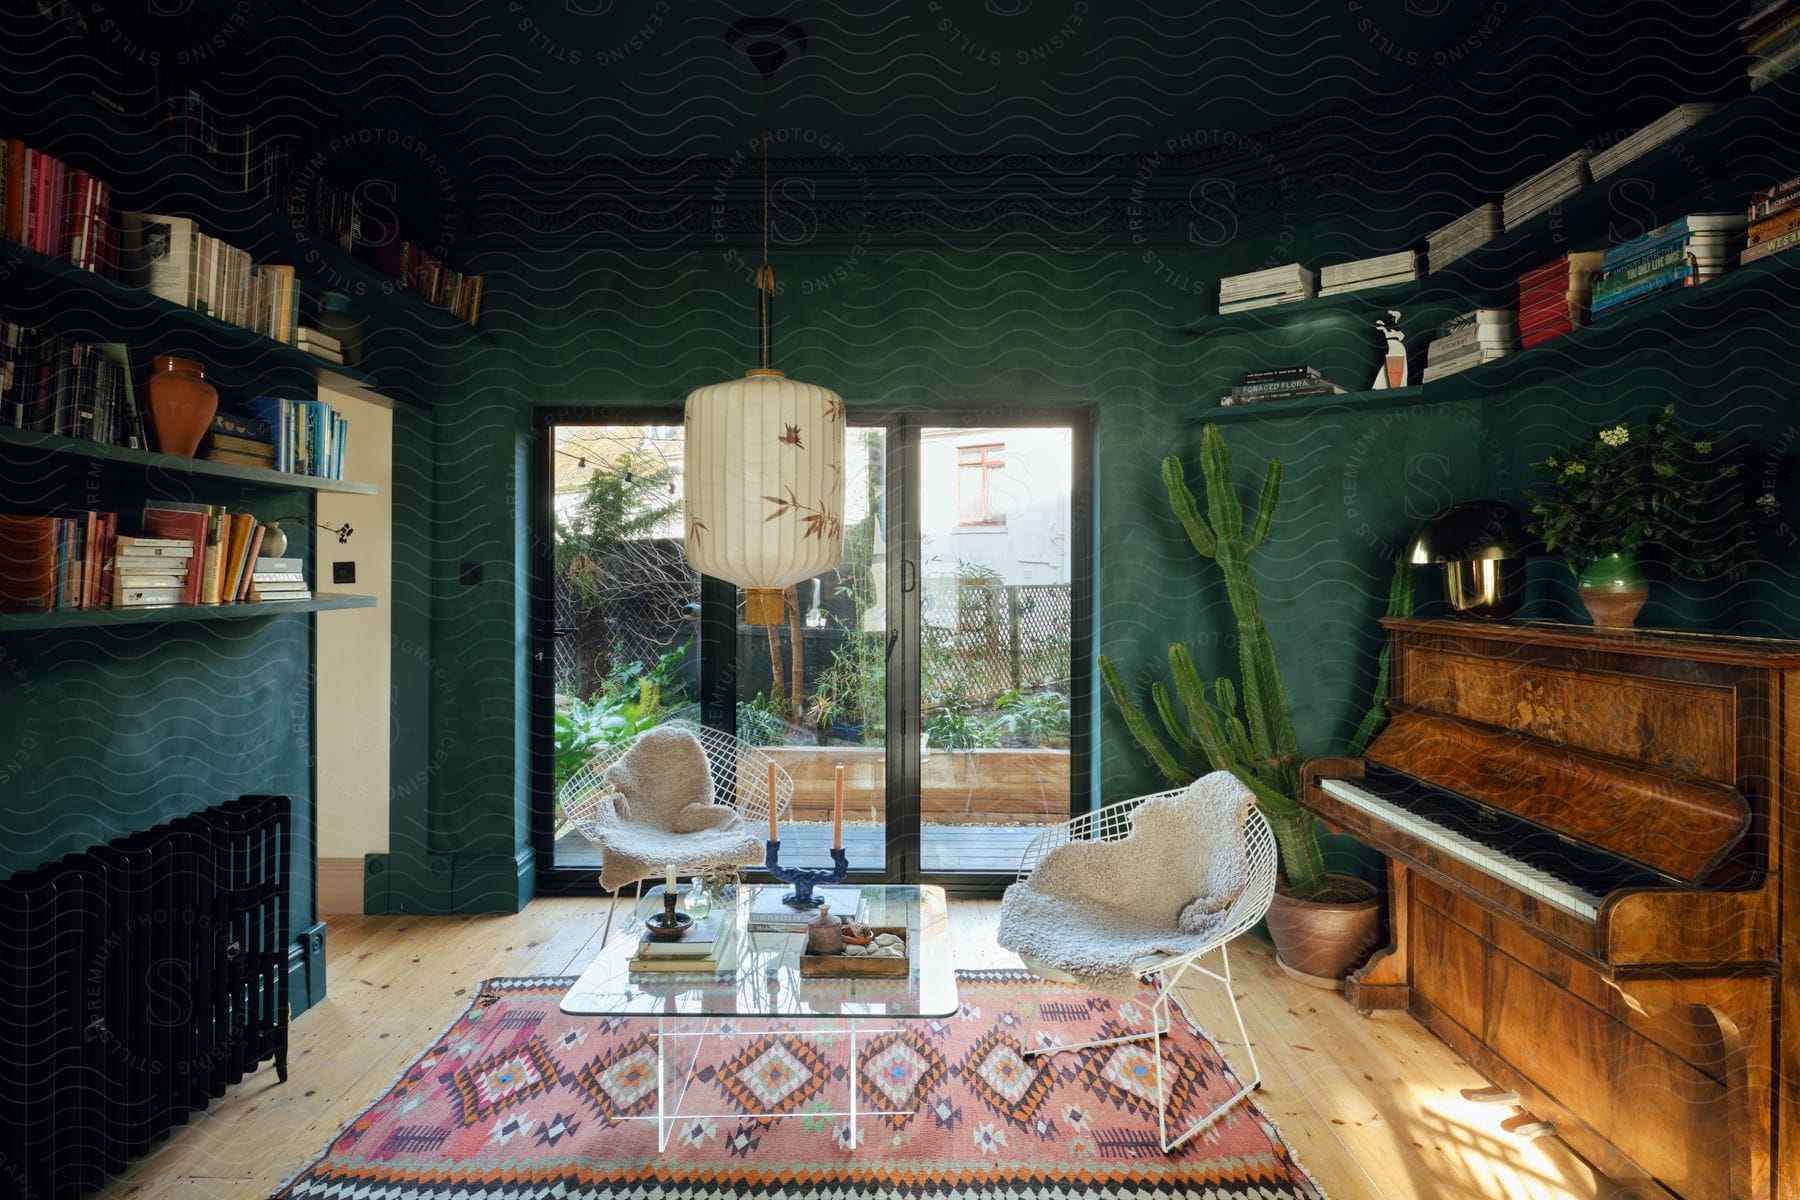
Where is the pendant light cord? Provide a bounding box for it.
[756,74,773,370]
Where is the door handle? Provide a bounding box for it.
[885,628,900,662]
[902,559,917,594]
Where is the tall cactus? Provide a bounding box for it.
[1099,424,1328,898]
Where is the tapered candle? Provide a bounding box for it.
[833,763,844,849]
[768,761,779,841]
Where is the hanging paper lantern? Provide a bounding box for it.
[683,368,844,625]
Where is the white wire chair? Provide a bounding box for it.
[559,719,795,932]
[1013,785,1278,1154]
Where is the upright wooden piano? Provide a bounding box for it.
[1300,618,1798,1200]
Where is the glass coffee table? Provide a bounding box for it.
[561,883,957,1150]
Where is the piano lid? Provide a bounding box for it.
[1362,705,1751,887]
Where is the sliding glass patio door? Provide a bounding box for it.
[533,410,1088,890]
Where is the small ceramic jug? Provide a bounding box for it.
[805,904,844,955]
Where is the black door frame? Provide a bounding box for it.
[529,405,1094,898]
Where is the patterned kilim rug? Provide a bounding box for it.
[275,970,1326,1199]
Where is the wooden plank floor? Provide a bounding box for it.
[93,898,1617,1199]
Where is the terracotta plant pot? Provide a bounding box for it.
[1577,550,1650,629]
[1264,873,1382,988]
[144,355,218,457]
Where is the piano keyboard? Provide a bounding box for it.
[1319,777,1602,921]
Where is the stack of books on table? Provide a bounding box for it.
[629,906,737,974]
[200,411,277,469]
[1517,251,1604,347]
[1592,214,1747,320]
[1589,103,1722,180]
[1219,366,1347,407]
[1426,203,1501,272]
[248,558,311,603]
[1318,251,1421,296]
[1421,309,1518,382]
[1217,264,1316,313]
[295,326,344,364]
[1743,172,1800,265]
[1503,150,1591,230]
[1742,0,1800,89]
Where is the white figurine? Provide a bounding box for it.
[1372,309,1408,389]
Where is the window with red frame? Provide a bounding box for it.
[956,443,1006,526]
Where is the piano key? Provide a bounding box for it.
[1319,777,1603,921]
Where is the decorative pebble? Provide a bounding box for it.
[873,933,900,947]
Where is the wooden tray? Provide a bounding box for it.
[798,926,909,977]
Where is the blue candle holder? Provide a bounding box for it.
[764,840,849,908]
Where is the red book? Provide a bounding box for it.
[0,514,56,611]
[235,524,264,601]
[1521,322,1573,349]
[1,140,23,244]
[1518,257,1573,290]
[97,513,118,608]
[1519,293,1576,324]
[27,150,48,253]
[141,507,207,605]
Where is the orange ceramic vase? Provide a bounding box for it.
[145,356,218,457]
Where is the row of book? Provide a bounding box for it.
[1592,213,1747,320]
[117,212,302,346]
[1742,0,1800,89]
[1218,366,1347,407]
[1,140,114,274]
[0,502,312,611]
[0,322,144,447]
[238,397,350,480]
[380,241,486,326]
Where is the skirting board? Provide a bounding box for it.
[318,857,368,914]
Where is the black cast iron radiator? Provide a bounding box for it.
[0,795,291,1199]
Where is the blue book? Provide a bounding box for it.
[1602,218,1691,270]
[244,397,291,473]
[1592,264,1692,314]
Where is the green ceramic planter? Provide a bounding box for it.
[1577,550,1650,629]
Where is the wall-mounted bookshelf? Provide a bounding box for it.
[4,247,383,392]
[0,593,376,633]
[1194,247,1800,425]
[0,426,379,495]
[1179,70,1800,341]
[0,42,486,346]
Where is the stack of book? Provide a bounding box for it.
[1743,173,1800,265]
[245,396,349,479]
[113,534,192,607]
[119,213,302,344]
[1503,150,1591,230]
[248,557,311,603]
[1426,203,1502,272]
[0,324,143,447]
[200,412,277,469]
[1742,0,1800,89]
[296,326,344,364]
[1589,103,1722,180]
[1319,251,1421,297]
[1422,309,1519,382]
[1517,251,1605,347]
[1219,366,1347,407]
[1218,264,1316,313]
[1,141,114,275]
[1593,214,1748,320]
[629,904,737,974]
